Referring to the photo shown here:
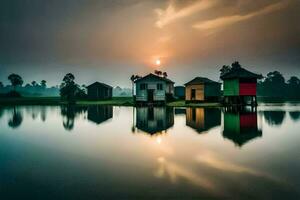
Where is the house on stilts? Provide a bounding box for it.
[220,67,262,106]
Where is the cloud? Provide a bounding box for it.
[193,0,289,30]
[155,0,218,28]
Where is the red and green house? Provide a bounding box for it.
[221,67,262,105]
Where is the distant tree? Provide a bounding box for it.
[130,75,135,96]
[287,76,300,98]
[287,76,300,87]
[60,73,80,103]
[163,72,168,78]
[220,65,231,76]
[231,61,241,70]
[40,80,47,89]
[260,71,286,97]
[130,75,141,96]
[265,71,285,85]
[154,70,162,76]
[0,81,3,88]
[8,74,23,91]
[31,81,38,87]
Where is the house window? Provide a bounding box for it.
[140,83,147,90]
[157,83,163,90]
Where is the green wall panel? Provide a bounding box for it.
[223,79,239,96]
[224,112,240,134]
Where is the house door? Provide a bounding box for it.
[191,89,196,100]
[148,89,154,102]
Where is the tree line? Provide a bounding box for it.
[0,74,59,97]
[0,73,86,101]
[257,71,300,98]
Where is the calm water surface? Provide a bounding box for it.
[0,105,300,199]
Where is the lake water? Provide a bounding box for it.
[0,105,300,199]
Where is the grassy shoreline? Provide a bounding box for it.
[0,97,299,107]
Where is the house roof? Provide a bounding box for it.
[220,67,263,80]
[87,82,113,88]
[134,73,174,84]
[184,77,220,86]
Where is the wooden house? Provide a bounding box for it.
[184,77,221,102]
[174,86,185,99]
[186,108,221,133]
[220,67,262,106]
[87,82,112,100]
[134,73,174,105]
[87,105,113,124]
[136,107,174,135]
[223,109,262,147]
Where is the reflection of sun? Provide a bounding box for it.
[156,137,162,144]
[156,59,161,66]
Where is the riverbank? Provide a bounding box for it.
[0,97,299,107]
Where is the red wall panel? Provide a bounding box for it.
[240,113,257,128]
[239,83,256,96]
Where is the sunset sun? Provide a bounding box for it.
[155,59,161,66]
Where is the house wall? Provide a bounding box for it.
[88,86,112,100]
[204,84,221,97]
[135,80,166,102]
[185,84,204,101]
[166,83,174,94]
[223,79,239,96]
[239,82,257,96]
[174,86,185,98]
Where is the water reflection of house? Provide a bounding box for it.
[136,107,174,135]
[87,106,113,124]
[186,108,221,133]
[223,109,262,147]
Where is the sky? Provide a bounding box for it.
[0,0,299,87]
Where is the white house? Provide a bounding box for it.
[134,73,174,104]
